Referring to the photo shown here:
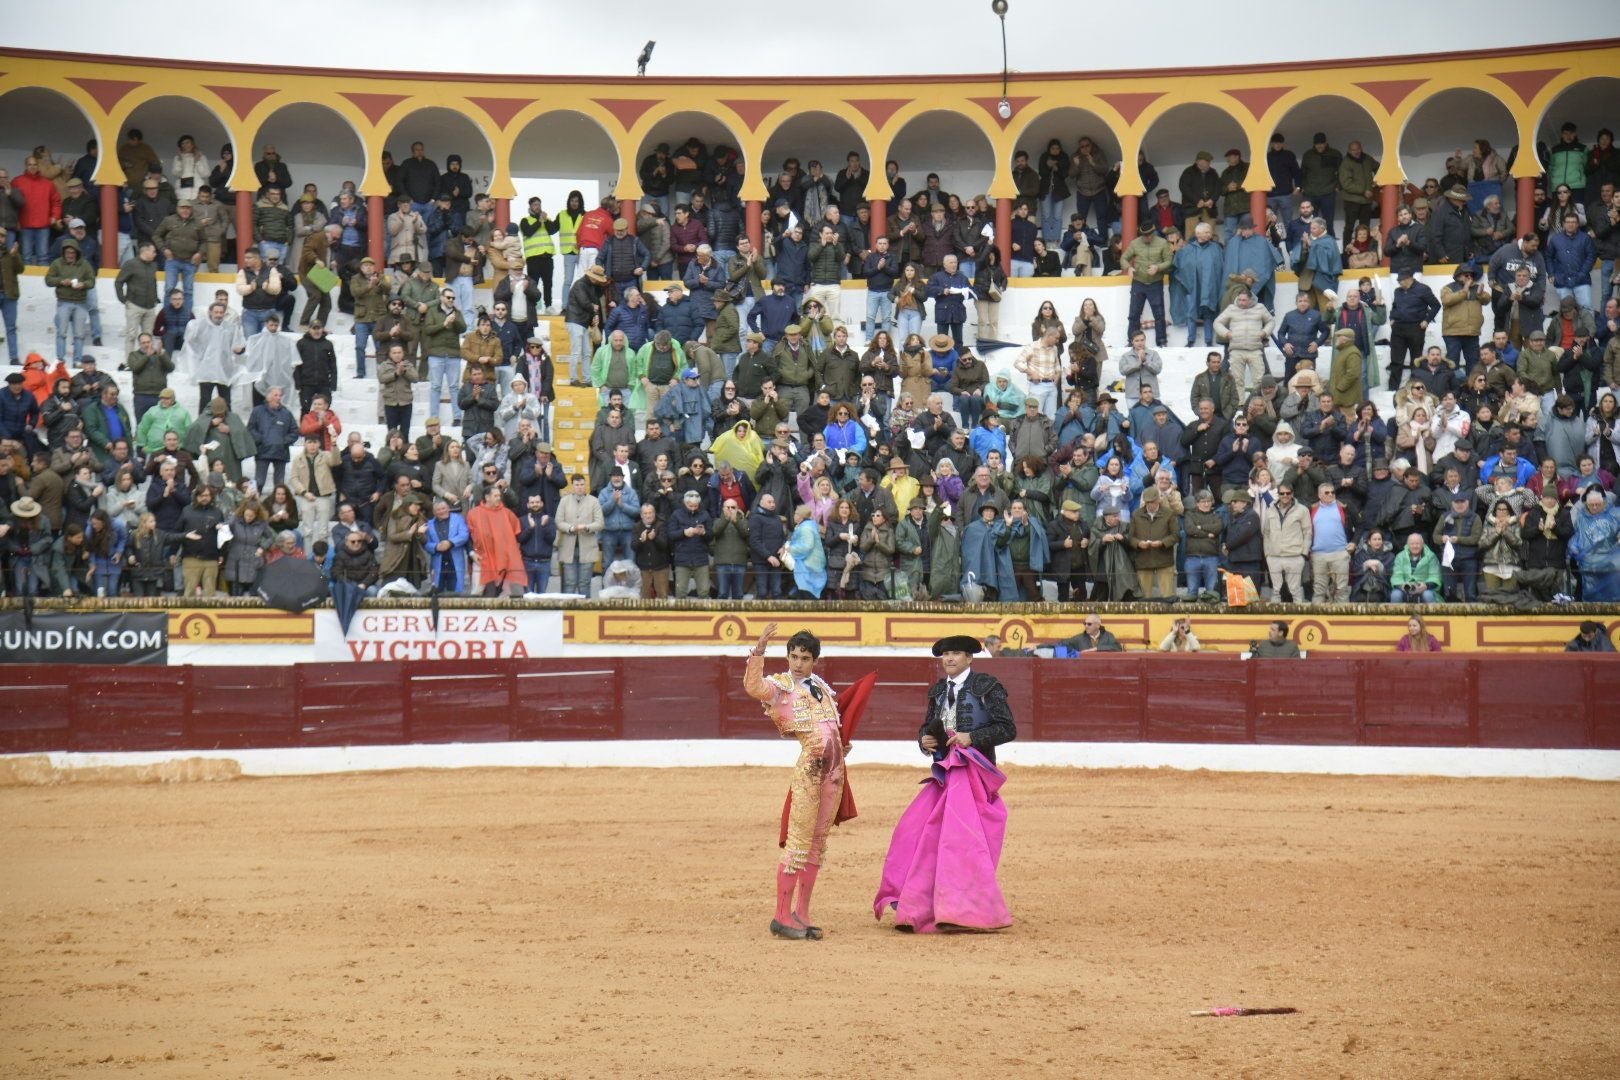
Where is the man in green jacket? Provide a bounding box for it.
[126,332,176,421]
[1337,141,1380,245]
[1390,532,1442,604]
[1123,222,1172,346]
[135,386,191,452]
[895,497,929,599]
[349,256,392,379]
[421,287,467,427]
[115,241,161,355]
[253,187,294,261]
[1300,133,1343,235]
[80,383,134,466]
[44,239,92,364]
[152,199,205,311]
[1219,149,1250,237]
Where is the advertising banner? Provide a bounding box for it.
[312,610,564,662]
[0,612,169,665]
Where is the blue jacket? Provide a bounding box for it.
[422,204,449,260]
[1009,217,1038,263]
[247,403,298,462]
[1545,229,1597,288]
[927,270,970,325]
[823,418,867,455]
[1131,407,1187,462]
[516,510,556,561]
[682,257,729,321]
[1215,431,1263,487]
[1274,307,1328,357]
[1266,148,1302,197]
[747,292,799,340]
[1389,280,1441,324]
[1480,453,1536,486]
[423,512,469,593]
[332,202,367,249]
[926,345,958,391]
[655,297,702,345]
[667,505,713,566]
[1055,404,1095,447]
[970,424,1008,463]
[748,504,788,563]
[604,302,654,351]
[517,454,567,515]
[1301,233,1342,297]
[960,516,1017,597]
[598,481,642,531]
[1223,231,1280,297]
[655,381,712,445]
[1175,238,1225,313]
[491,318,524,363]
[788,519,827,597]
[0,385,42,440]
[773,236,810,288]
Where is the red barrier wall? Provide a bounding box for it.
[1,657,1615,755]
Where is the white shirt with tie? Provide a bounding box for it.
[942,668,972,734]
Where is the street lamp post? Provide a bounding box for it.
[992,0,1011,119]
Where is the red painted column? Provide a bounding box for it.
[1121,194,1140,251]
[745,199,763,259]
[1248,190,1267,230]
[869,199,886,251]
[621,200,636,237]
[995,196,1013,269]
[234,190,253,265]
[100,183,119,274]
[367,195,385,268]
[1515,176,1535,238]
[1379,184,1400,264]
[494,198,511,233]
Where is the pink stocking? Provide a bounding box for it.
[774,865,797,924]
[793,864,820,926]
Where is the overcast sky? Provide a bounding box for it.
[9,0,1610,77]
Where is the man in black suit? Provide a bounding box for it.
[918,635,1017,763]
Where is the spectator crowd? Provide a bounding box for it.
[1,121,1618,606]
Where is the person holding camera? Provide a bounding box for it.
[1158,618,1202,652]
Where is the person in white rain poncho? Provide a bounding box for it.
[239,314,302,407]
[182,300,246,415]
[494,375,544,440]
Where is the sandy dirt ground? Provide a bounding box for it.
[2,763,1617,1079]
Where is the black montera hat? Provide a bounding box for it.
[932,635,983,657]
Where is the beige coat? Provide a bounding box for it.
[899,347,933,406]
[1440,280,1486,337]
[289,447,340,499]
[387,208,428,266]
[1260,498,1312,558]
[555,492,604,562]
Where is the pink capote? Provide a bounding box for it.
[872,747,1012,933]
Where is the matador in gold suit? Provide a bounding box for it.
[743,623,846,941]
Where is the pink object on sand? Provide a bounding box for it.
[872,747,1013,933]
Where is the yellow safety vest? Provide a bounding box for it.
[554,210,583,256]
[521,215,553,260]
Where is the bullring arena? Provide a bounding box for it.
[3,10,1620,1078]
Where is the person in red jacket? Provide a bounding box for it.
[575,196,619,277]
[13,155,63,266]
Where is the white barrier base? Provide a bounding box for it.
[6,740,1617,781]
